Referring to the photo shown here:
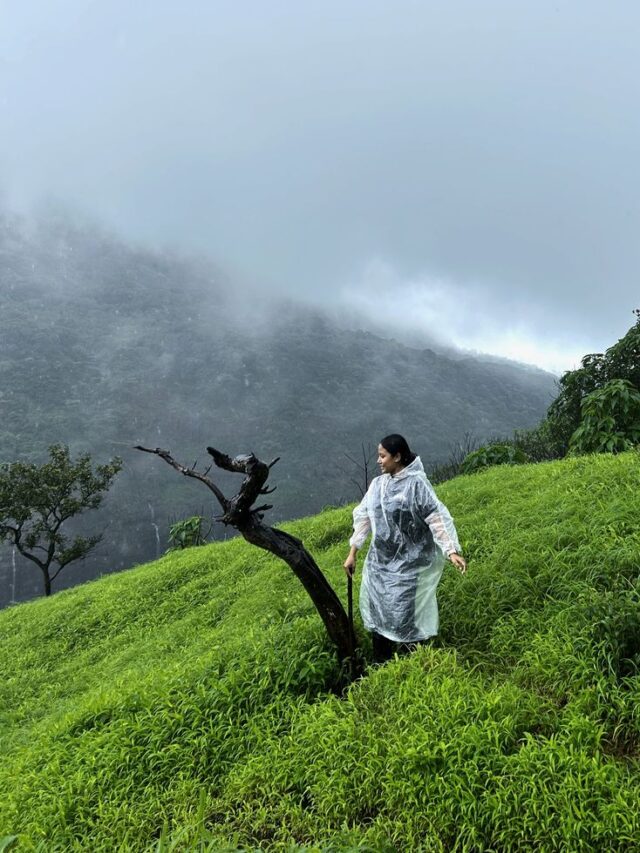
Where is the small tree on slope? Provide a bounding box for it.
[0,444,122,597]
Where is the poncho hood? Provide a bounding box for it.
[392,455,426,480]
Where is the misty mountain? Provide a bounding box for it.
[0,213,557,605]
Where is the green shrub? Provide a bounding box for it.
[166,515,211,551]
[510,419,566,462]
[545,309,640,454]
[461,442,528,474]
[569,378,640,455]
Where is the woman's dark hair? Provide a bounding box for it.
[380,434,417,466]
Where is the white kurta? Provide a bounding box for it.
[350,456,461,643]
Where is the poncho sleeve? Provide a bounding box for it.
[349,488,372,550]
[426,501,461,557]
[418,477,461,557]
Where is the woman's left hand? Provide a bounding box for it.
[449,553,467,575]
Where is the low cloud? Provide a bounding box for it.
[1,2,638,372]
[334,259,593,374]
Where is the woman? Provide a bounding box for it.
[343,434,466,663]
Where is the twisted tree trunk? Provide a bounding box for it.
[135,444,361,678]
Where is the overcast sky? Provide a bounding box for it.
[1,1,639,372]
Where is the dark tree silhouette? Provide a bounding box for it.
[344,442,376,498]
[136,444,362,678]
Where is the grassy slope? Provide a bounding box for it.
[1,453,640,851]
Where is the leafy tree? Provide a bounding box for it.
[0,445,122,597]
[461,443,529,474]
[569,379,640,455]
[468,310,640,469]
[546,309,640,453]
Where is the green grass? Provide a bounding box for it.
[1,452,640,851]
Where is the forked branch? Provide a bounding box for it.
[134,446,229,512]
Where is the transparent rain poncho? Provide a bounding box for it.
[350,456,461,643]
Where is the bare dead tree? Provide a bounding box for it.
[135,444,362,678]
[344,442,376,499]
[428,431,479,484]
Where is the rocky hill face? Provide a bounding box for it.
[0,213,556,604]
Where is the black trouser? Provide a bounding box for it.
[371,631,431,664]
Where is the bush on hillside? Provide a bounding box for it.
[166,516,211,551]
[461,442,529,474]
[545,309,640,454]
[508,419,566,462]
[569,378,640,455]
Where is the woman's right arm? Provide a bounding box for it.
[343,544,359,577]
[419,478,467,574]
[344,491,372,576]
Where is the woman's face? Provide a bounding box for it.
[377,444,403,475]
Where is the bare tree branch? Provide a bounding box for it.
[344,442,375,499]
[250,504,273,515]
[206,447,270,522]
[14,541,45,571]
[205,447,241,472]
[134,445,229,512]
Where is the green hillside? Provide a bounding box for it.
[1,453,640,851]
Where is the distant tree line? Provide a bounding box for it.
[431,309,640,479]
